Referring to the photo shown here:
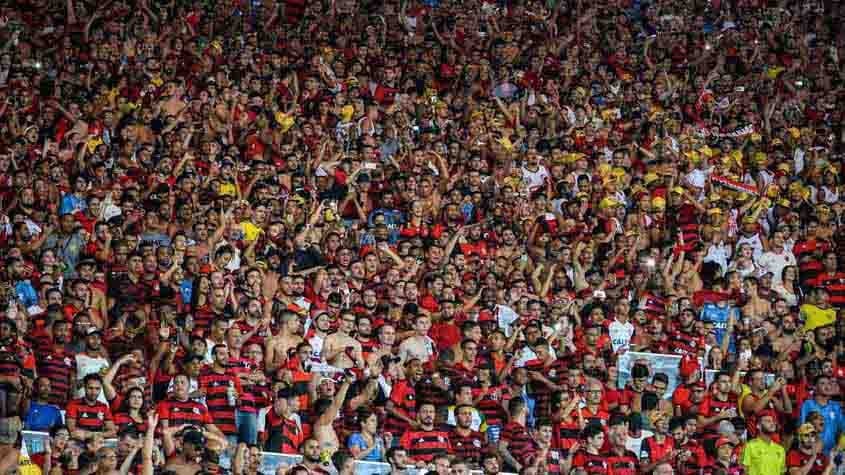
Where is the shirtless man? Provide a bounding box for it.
[322,312,364,369]
[367,323,397,368]
[398,315,436,364]
[163,426,204,475]
[265,312,303,372]
[312,374,353,455]
[742,277,771,320]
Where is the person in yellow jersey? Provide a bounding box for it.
[741,410,786,475]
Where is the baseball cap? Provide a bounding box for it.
[715,437,734,448]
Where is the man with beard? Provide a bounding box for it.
[448,403,487,466]
[43,212,88,278]
[669,416,707,474]
[22,376,63,431]
[787,423,829,475]
[66,373,117,439]
[741,411,785,475]
[742,371,789,440]
[74,327,110,400]
[669,307,704,356]
[235,297,271,348]
[36,319,77,406]
[265,312,303,372]
[163,427,204,475]
[400,402,452,466]
[430,299,461,352]
[799,376,845,454]
[296,438,332,474]
[355,315,377,355]
[698,372,740,436]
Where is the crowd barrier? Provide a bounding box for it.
[22,431,513,475]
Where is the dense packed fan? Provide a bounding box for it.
[0,0,844,474]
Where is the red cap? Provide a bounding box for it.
[715,437,734,448]
[679,354,700,379]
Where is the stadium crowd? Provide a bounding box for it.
[1,0,845,473]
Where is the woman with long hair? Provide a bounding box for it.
[346,409,388,462]
[112,387,148,434]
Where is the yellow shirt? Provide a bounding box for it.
[800,304,836,332]
[741,437,785,475]
[240,221,262,242]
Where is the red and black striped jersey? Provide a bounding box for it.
[572,451,611,474]
[554,417,581,451]
[112,412,148,434]
[263,410,304,454]
[399,428,452,463]
[198,368,242,434]
[605,450,639,475]
[473,385,508,428]
[448,428,486,465]
[699,393,738,434]
[807,271,845,306]
[500,421,536,462]
[155,398,212,428]
[66,398,113,432]
[36,348,76,406]
[669,327,704,356]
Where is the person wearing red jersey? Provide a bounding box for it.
[448,404,487,466]
[66,373,117,439]
[787,423,830,475]
[156,373,222,437]
[262,389,304,454]
[35,319,77,407]
[572,423,609,474]
[399,402,452,466]
[698,372,741,437]
[670,415,708,475]
[499,397,535,472]
[385,358,423,436]
[640,410,677,473]
[199,344,243,443]
[669,307,704,357]
[742,371,790,440]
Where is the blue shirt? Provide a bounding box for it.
[347,432,384,462]
[700,303,739,353]
[800,398,845,453]
[24,402,64,431]
[15,280,38,308]
[59,194,86,216]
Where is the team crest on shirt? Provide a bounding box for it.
[81,412,89,418]
[549,369,556,377]
[98,412,104,420]
[438,436,445,443]
[473,439,481,447]
[173,407,179,412]
[193,407,200,414]
[64,357,72,366]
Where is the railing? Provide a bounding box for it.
[22,431,513,475]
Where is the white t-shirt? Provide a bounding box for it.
[75,353,110,403]
[521,165,550,192]
[609,319,635,353]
